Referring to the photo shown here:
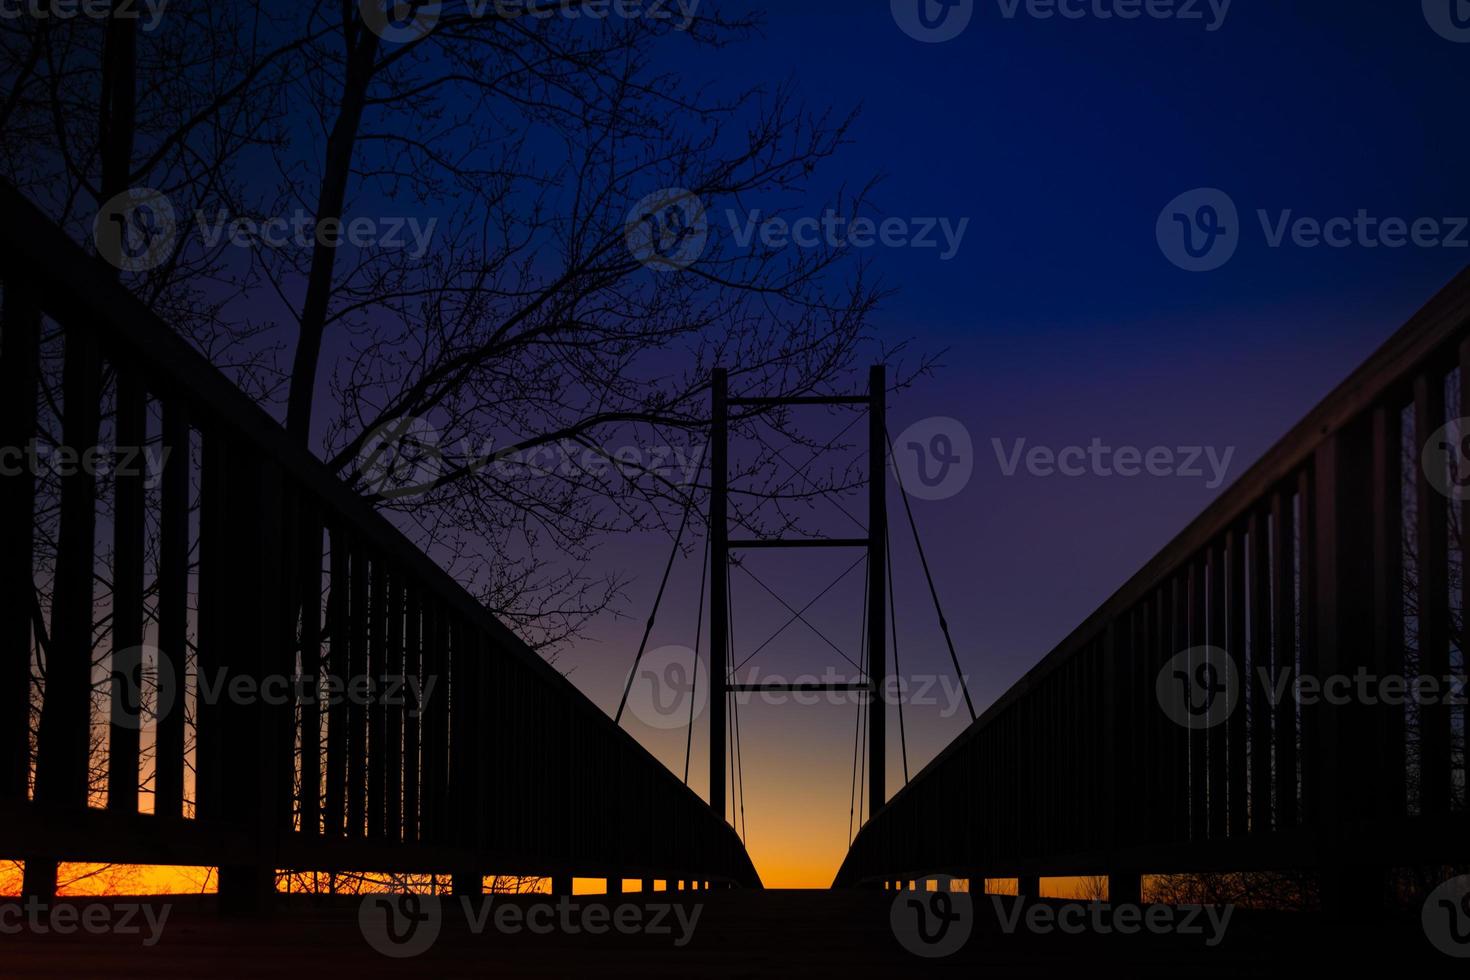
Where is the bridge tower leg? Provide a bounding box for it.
[867,366,887,820]
[710,369,728,824]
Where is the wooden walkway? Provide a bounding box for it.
[0,891,1446,977]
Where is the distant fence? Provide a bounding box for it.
[836,267,1470,901]
[0,182,758,904]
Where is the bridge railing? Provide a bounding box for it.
[0,182,758,905]
[836,267,1470,902]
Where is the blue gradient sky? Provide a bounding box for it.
[546,1,1470,886]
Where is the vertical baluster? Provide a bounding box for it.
[1208,543,1228,840]
[325,527,348,838]
[1296,467,1319,829]
[1227,525,1249,838]
[1414,374,1452,815]
[385,570,403,844]
[420,596,439,843]
[1171,572,1190,840]
[1189,560,1208,842]
[195,431,228,820]
[154,403,188,819]
[347,542,367,837]
[1370,403,1407,823]
[34,324,100,821]
[1270,488,1299,829]
[0,282,40,803]
[107,367,145,812]
[403,582,420,844]
[1249,508,1273,835]
[367,555,386,839]
[298,502,323,836]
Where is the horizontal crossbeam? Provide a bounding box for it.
[728,538,869,549]
[725,683,873,694]
[728,396,869,407]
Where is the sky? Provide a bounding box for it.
[548,0,1470,887]
[19,0,1469,896]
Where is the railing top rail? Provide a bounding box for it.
[0,180,731,834]
[855,262,1470,831]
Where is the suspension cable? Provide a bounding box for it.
[884,426,977,722]
[615,443,711,726]
[683,528,711,785]
[848,555,870,845]
[728,572,747,844]
[886,524,910,785]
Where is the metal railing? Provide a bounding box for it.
[836,266,1470,901]
[0,182,759,905]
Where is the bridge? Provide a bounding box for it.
[2,177,1467,968]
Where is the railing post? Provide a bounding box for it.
[217,450,288,916]
[1313,417,1385,918]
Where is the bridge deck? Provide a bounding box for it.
[0,891,1442,976]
